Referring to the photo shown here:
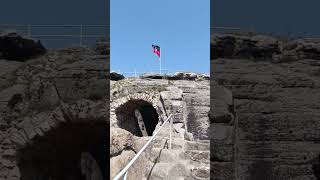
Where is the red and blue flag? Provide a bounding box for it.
[152,44,160,58]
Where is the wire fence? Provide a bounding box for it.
[112,69,210,78]
[112,69,170,77]
[0,24,109,48]
[212,26,320,40]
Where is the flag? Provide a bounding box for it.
[152,44,160,58]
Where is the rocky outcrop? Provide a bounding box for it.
[141,72,210,81]
[110,76,210,179]
[110,72,124,81]
[0,32,46,61]
[140,73,164,79]
[212,33,320,63]
[275,39,320,62]
[0,43,108,180]
[211,34,281,60]
[211,34,320,179]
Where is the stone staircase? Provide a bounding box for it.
[137,80,210,180]
[143,138,210,180]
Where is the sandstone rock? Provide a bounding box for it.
[0,84,25,110]
[110,72,124,81]
[110,127,135,156]
[191,166,210,179]
[174,72,197,80]
[141,73,164,79]
[0,60,23,89]
[211,35,320,179]
[212,34,281,60]
[212,33,320,62]
[0,32,46,61]
[0,42,109,180]
[110,150,136,179]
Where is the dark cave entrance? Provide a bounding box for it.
[116,100,159,137]
[17,122,106,180]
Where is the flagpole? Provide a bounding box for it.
[159,56,161,75]
[160,46,162,75]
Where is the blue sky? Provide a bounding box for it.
[111,0,210,76]
[0,0,108,25]
[212,0,320,38]
[0,0,108,48]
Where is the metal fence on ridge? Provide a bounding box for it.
[112,69,210,78]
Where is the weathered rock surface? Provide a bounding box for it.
[212,33,320,63]
[0,32,46,61]
[0,42,109,180]
[110,72,124,81]
[140,72,210,81]
[211,34,320,179]
[110,76,210,179]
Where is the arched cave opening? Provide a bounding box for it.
[116,100,159,137]
[17,122,106,180]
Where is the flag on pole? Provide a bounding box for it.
[152,44,160,58]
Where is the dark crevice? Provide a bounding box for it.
[116,100,159,137]
[17,122,106,180]
[313,154,320,180]
[138,105,158,136]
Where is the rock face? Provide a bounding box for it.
[110,77,210,179]
[110,72,125,81]
[0,41,109,180]
[0,32,46,61]
[210,33,320,179]
[140,72,210,80]
[95,39,109,55]
[211,34,281,60]
[212,33,320,63]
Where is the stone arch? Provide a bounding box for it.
[12,100,106,180]
[110,92,165,137]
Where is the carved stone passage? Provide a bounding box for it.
[81,152,103,180]
[115,99,160,137]
[138,104,159,136]
[17,122,106,180]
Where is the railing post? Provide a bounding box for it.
[123,172,128,180]
[112,114,173,180]
[27,24,31,37]
[80,24,83,46]
[169,115,172,149]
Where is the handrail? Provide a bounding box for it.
[113,114,174,180]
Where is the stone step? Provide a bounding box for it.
[190,166,210,180]
[183,96,210,106]
[157,148,210,164]
[184,140,210,151]
[147,161,192,180]
[152,138,185,150]
[158,149,185,162]
[180,87,209,94]
[156,128,185,142]
[146,161,210,180]
[185,150,210,164]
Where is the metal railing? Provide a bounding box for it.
[0,24,109,48]
[112,69,170,77]
[113,114,174,180]
[112,70,210,78]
